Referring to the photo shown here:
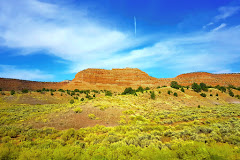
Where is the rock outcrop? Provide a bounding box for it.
[0,68,239,91]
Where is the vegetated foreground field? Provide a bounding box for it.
[0,85,240,159]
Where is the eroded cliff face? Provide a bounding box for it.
[64,68,163,91]
[174,72,240,87]
[0,68,239,91]
[0,78,67,91]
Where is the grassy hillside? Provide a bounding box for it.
[0,85,240,159]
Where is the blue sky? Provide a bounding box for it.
[0,0,240,81]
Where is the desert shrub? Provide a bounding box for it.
[151,91,156,100]
[93,94,95,97]
[92,90,99,93]
[51,92,54,96]
[167,90,171,95]
[170,81,181,89]
[144,87,150,90]
[200,93,206,97]
[71,91,75,96]
[88,114,96,119]
[105,91,112,96]
[22,89,28,93]
[50,89,56,92]
[58,89,65,92]
[74,89,80,92]
[70,99,74,104]
[122,87,135,95]
[74,107,82,113]
[10,90,15,95]
[81,98,84,101]
[216,93,218,96]
[199,83,208,91]
[136,86,144,93]
[173,92,178,97]
[0,88,2,91]
[1,92,5,95]
[198,105,200,108]
[36,89,42,92]
[192,83,201,92]
[181,88,185,92]
[235,95,240,99]
[229,90,234,97]
[74,96,78,99]
[210,94,213,96]
[67,90,71,95]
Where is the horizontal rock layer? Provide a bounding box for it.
[0,68,239,91]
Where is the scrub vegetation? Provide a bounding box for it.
[0,83,240,159]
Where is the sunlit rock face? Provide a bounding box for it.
[0,68,240,91]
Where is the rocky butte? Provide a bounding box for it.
[0,68,240,91]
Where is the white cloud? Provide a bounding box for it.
[74,25,240,74]
[0,0,239,78]
[0,65,54,81]
[203,6,240,29]
[0,0,142,62]
[203,22,214,29]
[215,6,240,21]
[211,23,227,32]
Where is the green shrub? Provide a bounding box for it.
[173,92,178,97]
[58,89,65,92]
[81,98,84,101]
[136,86,144,92]
[105,91,112,96]
[216,93,218,96]
[192,83,201,92]
[22,89,29,93]
[210,94,213,96]
[151,91,156,100]
[200,83,208,91]
[145,87,150,90]
[74,107,82,113]
[200,93,206,97]
[71,91,75,96]
[181,88,185,92]
[10,90,15,95]
[122,87,135,95]
[167,90,171,95]
[51,92,54,96]
[170,81,181,89]
[229,90,234,97]
[70,100,74,104]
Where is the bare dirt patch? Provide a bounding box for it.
[31,104,124,130]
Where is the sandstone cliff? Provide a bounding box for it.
[0,68,239,91]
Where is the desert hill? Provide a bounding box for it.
[0,68,240,91]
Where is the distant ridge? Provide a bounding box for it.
[0,68,240,91]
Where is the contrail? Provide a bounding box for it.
[134,16,136,36]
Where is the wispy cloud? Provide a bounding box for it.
[215,6,240,21]
[71,25,240,75]
[0,0,142,62]
[0,65,54,81]
[0,0,239,79]
[203,5,240,29]
[211,23,227,32]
